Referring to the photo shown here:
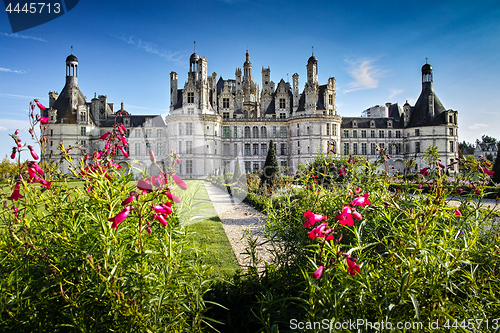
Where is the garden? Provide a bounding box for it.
[1,100,499,332]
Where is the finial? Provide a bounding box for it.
[312,46,314,56]
[71,45,73,54]
[194,41,196,53]
[425,57,428,64]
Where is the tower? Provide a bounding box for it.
[170,72,178,111]
[243,49,253,80]
[306,53,318,85]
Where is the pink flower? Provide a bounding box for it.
[456,188,463,194]
[109,206,132,229]
[355,187,361,194]
[335,206,354,226]
[119,136,128,147]
[303,210,327,228]
[338,166,346,176]
[146,227,152,234]
[312,265,324,279]
[100,132,110,140]
[152,204,172,215]
[149,150,156,163]
[418,183,422,189]
[137,179,153,193]
[10,147,16,159]
[35,99,46,110]
[308,223,332,240]
[420,167,430,176]
[176,154,181,164]
[352,210,363,220]
[351,193,371,207]
[8,183,23,201]
[154,214,168,226]
[171,173,188,190]
[346,255,361,277]
[438,162,445,169]
[164,191,181,203]
[119,124,126,133]
[117,145,129,158]
[455,209,462,218]
[121,195,135,206]
[39,117,49,124]
[28,145,39,160]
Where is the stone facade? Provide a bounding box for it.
[42,52,459,177]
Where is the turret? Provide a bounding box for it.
[170,71,178,110]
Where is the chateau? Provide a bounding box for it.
[42,51,459,177]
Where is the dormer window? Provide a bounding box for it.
[353,121,357,128]
[370,121,375,128]
[388,120,392,127]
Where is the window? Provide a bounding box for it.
[135,143,141,156]
[261,143,267,156]
[253,144,259,155]
[178,124,183,136]
[297,125,300,137]
[244,126,251,138]
[307,127,310,135]
[353,130,357,138]
[234,143,238,155]
[157,129,163,138]
[273,126,277,138]
[449,115,453,123]
[326,124,330,136]
[186,123,193,135]
[395,143,402,154]
[253,126,259,138]
[279,98,286,108]
[179,141,182,154]
[223,143,229,155]
[449,141,454,152]
[361,130,367,138]
[223,112,229,119]
[415,142,420,153]
[253,162,260,172]
[328,94,333,105]
[245,161,251,173]
[343,130,349,138]
[280,143,287,155]
[223,98,229,108]
[80,140,86,146]
[234,126,238,138]
[371,143,376,155]
[187,108,194,115]
[157,143,164,156]
[449,128,454,136]
[187,92,194,103]
[145,129,152,138]
[50,129,53,136]
[261,126,267,138]
[245,144,251,156]
[80,127,86,136]
[50,140,53,147]
[80,112,86,122]
[353,143,358,155]
[280,126,287,138]
[186,141,193,154]
[186,160,193,174]
[146,143,152,152]
[415,129,420,136]
[380,143,385,150]
[343,143,349,155]
[388,131,392,138]
[332,124,337,136]
[396,130,401,138]
[280,161,287,171]
[135,129,141,138]
[361,143,367,155]
[280,113,286,119]
[223,126,230,138]
[370,130,375,138]
[379,131,384,138]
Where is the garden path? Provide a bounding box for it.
[203,182,273,271]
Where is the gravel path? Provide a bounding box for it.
[203,182,272,271]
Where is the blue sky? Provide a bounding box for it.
[1,0,500,160]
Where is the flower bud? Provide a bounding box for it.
[149,150,156,163]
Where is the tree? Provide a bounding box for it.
[261,140,280,186]
[423,145,439,166]
[481,135,497,144]
[0,156,17,182]
[493,142,500,184]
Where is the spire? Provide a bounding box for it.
[194,41,196,53]
[71,45,73,55]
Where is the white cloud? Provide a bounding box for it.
[0,32,47,42]
[388,89,403,99]
[126,104,169,113]
[112,35,185,65]
[0,93,37,99]
[468,123,489,130]
[0,67,27,74]
[0,118,31,131]
[0,126,7,131]
[344,59,381,93]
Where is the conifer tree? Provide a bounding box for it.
[233,157,242,183]
[261,140,280,186]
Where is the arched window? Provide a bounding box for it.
[253,126,259,138]
[244,126,251,138]
[261,126,267,138]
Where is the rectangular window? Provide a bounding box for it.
[234,126,238,138]
[343,143,349,155]
[245,161,251,173]
[380,143,385,150]
[343,130,349,138]
[261,143,267,156]
[50,129,53,136]
[135,129,141,138]
[388,131,392,138]
[353,130,357,138]
[146,143,152,152]
[332,124,337,136]
[449,141,454,152]
[234,143,238,155]
[80,127,86,136]
[253,127,259,138]
[245,144,251,156]
[396,130,401,138]
[80,140,86,146]
[223,98,229,108]
[186,123,193,135]
[80,112,86,122]
[253,162,259,172]
[328,94,333,105]
[396,143,401,154]
[135,143,141,156]
[253,144,259,155]
[273,126,277,138]
[187,108,194,115]
[186,141,193,154]
[280,143,287,155]
[223,112,229,119]
[157,143,164,156]
[223,126,230,138]
[361,130,367,138]
[353,143,358,155]
[415,142,420,153]
[280,126,287,138]
[371,143,376,155]
[223,143,229,155]
[261,127,267,138]
[415,129,420,136]
[145,129,152,138]
[449,128,454,136]
[157,129,163,138]
[245,127,251,138]
[279,98,286,108]
[280,113,286,119]
[186,160,193,174]
[379,131,384,138]
[326,124,330,136]
[361,143,367,155]
[187,92,194,103]
[179,141,182,154]
[370,130,375,138]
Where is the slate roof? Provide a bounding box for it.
[45,83,86,124]
[340,117,404,129]
[99,115,166,128]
